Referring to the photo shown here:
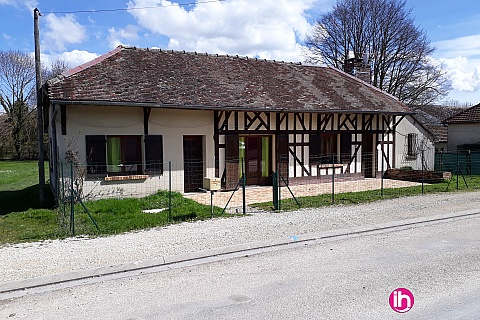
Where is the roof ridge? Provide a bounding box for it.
[60,46,125,79]
[120,45,302,65]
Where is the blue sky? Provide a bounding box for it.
[1,0,480,104]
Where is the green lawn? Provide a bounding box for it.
[0,161,54,215]
[0,161,226,245]
[60,190,225,236]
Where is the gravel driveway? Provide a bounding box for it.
[1,191,480,283]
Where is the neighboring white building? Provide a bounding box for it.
[43,46,434,199]
[443,103,480,152]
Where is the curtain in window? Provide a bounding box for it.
[107,137,121,172]
[261,136,270,178]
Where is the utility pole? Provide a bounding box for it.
[34,8,45,207]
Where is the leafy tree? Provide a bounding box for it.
[304,0,451,107]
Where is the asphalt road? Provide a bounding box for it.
[1,215,479,320]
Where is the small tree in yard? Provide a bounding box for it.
[304,0,451,107]
[0,49,69,159]
[0,50,36,159]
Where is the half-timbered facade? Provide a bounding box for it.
[43,46,432,196]
[216,110,404,189]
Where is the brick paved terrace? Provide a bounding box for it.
[184,178,422,209]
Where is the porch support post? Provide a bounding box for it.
[143,107,151,135]
[214,110,219,177]
[60,105,67,135]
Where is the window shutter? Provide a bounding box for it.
[85,135,107,176]
[225,134,239,190]
[145,135,163,174]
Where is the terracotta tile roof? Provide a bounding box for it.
[413,105,468,142]
[46,46,411,114]
[443,103,480,124]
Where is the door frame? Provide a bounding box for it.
[183,135,204,192]
[240,135,272,186]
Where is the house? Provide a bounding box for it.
[43,46,434,199]
[436,103,480,175]
[443,103,480,152]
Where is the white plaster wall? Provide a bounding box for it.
[447,123,480,151]
[395,115,435,170]
[54,105,215,197]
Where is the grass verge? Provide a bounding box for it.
[251,176,480,211]
[1,190,225,245]
[63,190,225,236]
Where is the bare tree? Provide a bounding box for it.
[442,99,473,108]
[0,50,69,159]
[0,50,36,117]
[43,59,70,82]
[304,0,451,107]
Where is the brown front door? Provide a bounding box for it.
[183,136,204,192]
[240,136,271,185]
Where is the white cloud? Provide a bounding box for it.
[127,0,316,61]
[41,50,99,70]
[439,56,480,93]
[432,33,480,103]
[434,34,480,59]
[0,0,37,10]
[24,0,37,11]
[43,13,87,52]
[108,25,140,48]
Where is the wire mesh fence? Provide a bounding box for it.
[55,150,480,233]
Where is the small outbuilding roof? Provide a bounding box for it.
[443,103,480,124]
[46,45,411,114]
[413,105,468,142]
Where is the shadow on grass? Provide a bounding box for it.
[0,184,55,215]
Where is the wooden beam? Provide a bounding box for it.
[143,107,151,135]
[60,105,66,135]
[288,146,310,176]
[214,111,220,177]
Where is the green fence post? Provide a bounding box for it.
[273,171,279,210]
[70,162,75,235]
[456,150,459,190]
[168,161,172,222]
[421,149,425,194]
[331,154,335,204]
[242,157,246,215]
[381,151,384,197]
[61,162,66,221]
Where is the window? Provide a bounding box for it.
[107,136,141,173]
[406,133,418,159]
[310,133,337,164]
[85,135,163,178]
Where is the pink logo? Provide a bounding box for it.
[389,288,414,313]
